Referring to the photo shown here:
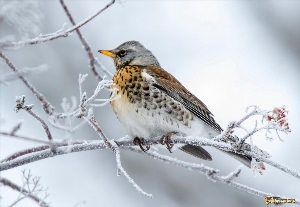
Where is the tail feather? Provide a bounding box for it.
[222,150,252,168]
[180,144,212,161]
[180,145,252,168]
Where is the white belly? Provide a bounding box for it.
[111,96,218,140]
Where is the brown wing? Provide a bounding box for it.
[145,65,223,133]
[144,66,254,167]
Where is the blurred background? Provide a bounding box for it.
[0,0,300,206]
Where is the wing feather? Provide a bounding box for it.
[145,66,223,132]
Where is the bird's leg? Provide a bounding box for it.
[160,132,176,153]
[133,137,150,152]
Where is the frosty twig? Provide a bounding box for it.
[0,0,116,49]
[59,0,112,79]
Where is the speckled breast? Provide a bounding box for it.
[110,65,194,137]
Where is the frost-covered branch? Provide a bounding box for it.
[1,101,298,200]
[15,96,53,142]
[83,109,152,196]
[127,147,299,204]
[0,51,54,115]
[1,134,299,178]
[59,0,112,79]
[0,0,116,49]
[112,142,152,197]
[0,170,49,207]
[48,74,113,134]
[84,110,112,149]
[1,50,112,130]
[0,137,299,204]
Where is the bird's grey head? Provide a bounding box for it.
[99,41,160,70]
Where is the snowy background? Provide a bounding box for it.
[1,0,300,206]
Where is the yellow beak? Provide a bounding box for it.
[98,50,115,58]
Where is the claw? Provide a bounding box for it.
[133,137,150,152]
[160,132,176,153]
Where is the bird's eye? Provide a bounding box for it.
[118,50,127,57]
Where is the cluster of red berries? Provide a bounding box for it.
[267,106,291,132]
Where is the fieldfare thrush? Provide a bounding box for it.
[99,41,252,168]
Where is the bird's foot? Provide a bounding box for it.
[133,137,150,152]
[160,132,176,153]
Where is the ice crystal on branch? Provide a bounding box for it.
[48,74,113,136]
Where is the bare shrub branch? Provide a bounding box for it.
[0,51,54,115]
[0,170,49,207]
[59,0,112,79]
[0,132,56,146]
[112,142,152,197]
[15,96,53,142]
[0,0,116,49]
[0,137,299,204]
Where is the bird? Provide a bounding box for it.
[98,41,252,168]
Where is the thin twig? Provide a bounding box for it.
[0,132,52,145]
[219,166,242,182]
[0,177,49,207]
[60,0,112,79]
[0,52,54,115]
[27,111,53,140]
[112,142,152,197]
[214,109,259,141]
[15,96,53,141]
[0,0,116,48]
[84,110,112,149]
[10,120,23,135]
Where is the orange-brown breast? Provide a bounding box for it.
[110,66,145,117]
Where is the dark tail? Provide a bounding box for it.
[180,144,252,168]
[180,144,212,160]
[221,150,252,168]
